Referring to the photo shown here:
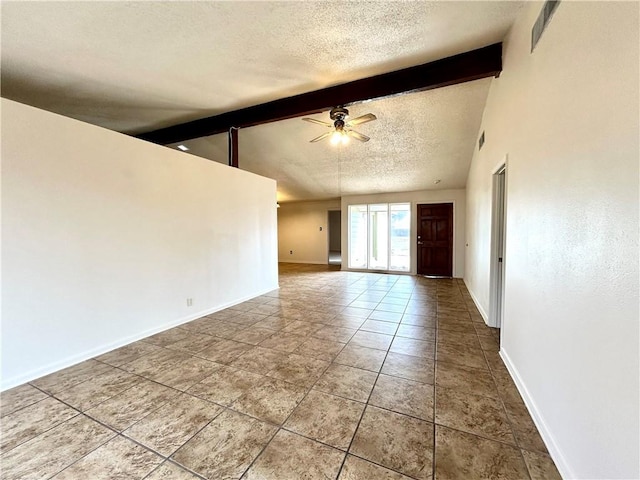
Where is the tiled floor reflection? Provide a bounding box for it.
[0,263,562,479]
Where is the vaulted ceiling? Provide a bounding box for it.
[1,1,523,202]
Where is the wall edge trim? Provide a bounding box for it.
[463,278,489,323]
[500,347,574,479]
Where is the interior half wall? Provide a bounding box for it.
[1,99,279,390]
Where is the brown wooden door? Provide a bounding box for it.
[417,203,453,276]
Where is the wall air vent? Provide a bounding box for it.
[532,0,560,52]
[479,131,485,150]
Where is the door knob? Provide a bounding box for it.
[417,241,424,245]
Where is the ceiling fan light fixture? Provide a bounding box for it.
[330,130,343,145]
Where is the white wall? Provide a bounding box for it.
[1,99,279,390]
[465,3,639,479]
[277,199,341,264]
[341,189,466,277]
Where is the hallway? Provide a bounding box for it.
[1,264,560,479]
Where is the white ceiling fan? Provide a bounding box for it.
[303,107,376,144]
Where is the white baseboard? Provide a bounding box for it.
[0,285,278,391]
[463,278,489,323]
[500,348,574,479]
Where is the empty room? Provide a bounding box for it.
[1,1,638,479]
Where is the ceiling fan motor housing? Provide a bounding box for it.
[329,107,349,121]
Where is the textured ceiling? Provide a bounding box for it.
[1,1,523,202]
[169,79,492,202]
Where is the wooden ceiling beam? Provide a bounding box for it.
[136,42,502,145]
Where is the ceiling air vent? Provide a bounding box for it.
[479,131,485,150]
[532,0,560,52]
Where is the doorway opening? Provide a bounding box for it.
[490,164,507,329]
[328,210,341,265]
[416,203,454,277]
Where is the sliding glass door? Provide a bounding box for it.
[348,203,410,272]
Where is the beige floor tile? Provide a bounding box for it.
[284,390,365,449]
[294,337,346,362]
[369,374,434,422]
[437,330,481,349]
[325,314,365,329]
[1,397,78,452]
[232,326,278,345]
[0,415,116,480]
[54,367,142,411]
[50,436,162,479]
[381,352,435,384]
[435,360,499,399]
[0,384,48,417]
[350,405,434,479]
[196,339,254,364]
[164,332,219,354]
[368,310,404,322]
[400,314,437,328]
[395,324,436,341]
[313,364,378,402]
[259,332,308,352]
[334,344,387,372]
[477,334,500,352]
[341,306,373,319]
[281,320,325,336]
[360,319,399,335]
[230,346,289,374]
[349,330,393,350]
[145,355,221,391]
[312,325,358,343]
[436,342,488,370]
[145,461,203,480]
[243,429,345,480]
[187,365,264,406]
[171,409,277,479]
[374,302,407,313]
[338,455,414,479]
[435,387,515,445]
[124,393,223,456]
[121,348,191,377]
[522,449,562,480]
[31,359,112,394]
[389,337,435,358]
[231,376,307,424]
[266,353,330,387]
[86,380,179,431]
[434,425,529,480]
[95,342,163,368]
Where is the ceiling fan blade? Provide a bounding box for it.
[310,131,333,143]
[346,113,377,127]
[347,130,370,142]
[302,118,333,127]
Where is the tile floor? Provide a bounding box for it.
[0,263,562,479]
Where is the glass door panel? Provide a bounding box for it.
[348,205,368,269]
[390,203,411,272]
[368,204,389,270]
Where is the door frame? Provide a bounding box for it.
[489,158,508,328]
[415,201,456,277]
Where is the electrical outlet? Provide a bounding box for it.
[186,298,193,307]
[290,250,293,254]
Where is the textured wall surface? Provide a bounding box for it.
[465,2,639,478]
